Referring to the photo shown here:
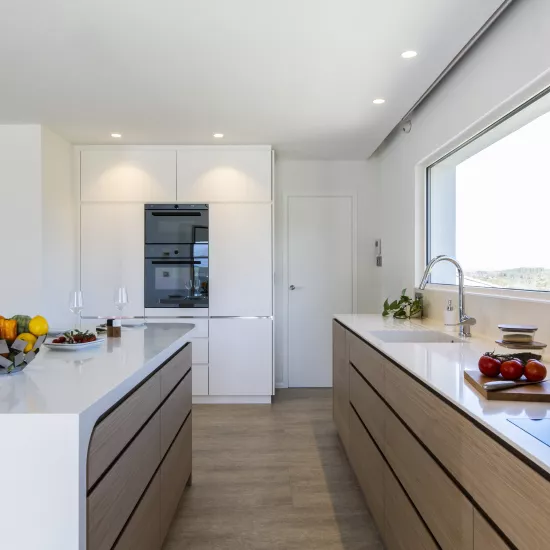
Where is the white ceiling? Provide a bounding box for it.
[0,0,506,159]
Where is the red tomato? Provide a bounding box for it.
[478,356,501,377]
[500,360,524,380]
[524,360,547,382]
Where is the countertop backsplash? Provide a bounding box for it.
[420,286,550,360]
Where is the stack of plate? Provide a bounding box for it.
[496,324,546,350]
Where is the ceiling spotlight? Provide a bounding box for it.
[401,50,418,59]
[213,133,224,138]
[373,99,385,105]
[111,133,122,138]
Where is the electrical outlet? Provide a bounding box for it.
[376,256,383,267]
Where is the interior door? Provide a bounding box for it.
[288,196,353,387]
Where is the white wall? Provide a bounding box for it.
[0,126,43,316]
[41,127,76,328]
[372,0,550,342]
[274,158,378,387]
[0,125,75,326]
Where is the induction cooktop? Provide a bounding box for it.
[508,418,550,448]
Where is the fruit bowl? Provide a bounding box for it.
[0,335,47,374]
[0,315,49,375]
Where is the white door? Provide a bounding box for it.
[288,196,353,387]
[209,318,273,396]
[81,203,145,317]
[209,203,272,317]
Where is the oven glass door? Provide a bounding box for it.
[145,258,209,308]
[145,210,209,244]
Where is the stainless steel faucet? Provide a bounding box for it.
[418,255,476,337]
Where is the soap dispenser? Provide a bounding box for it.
[444,300,455,332]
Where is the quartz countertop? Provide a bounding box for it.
[0,322,194,417]
[334,314,550,475]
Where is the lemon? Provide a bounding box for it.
[18,333,37,353]
[29,315,49,337]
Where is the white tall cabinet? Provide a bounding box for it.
[80,203,145,318]
[78,146,274,403]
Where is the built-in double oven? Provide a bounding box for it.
[145,204,209,308]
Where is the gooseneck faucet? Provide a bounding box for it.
[418,255,476,337]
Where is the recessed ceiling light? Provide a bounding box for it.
[111,133,122,138]
[373,99,385,105]
[213,133,224,138]
[401,50,418,59]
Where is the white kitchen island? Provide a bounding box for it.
[0,323,195,550]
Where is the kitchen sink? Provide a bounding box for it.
[370,330,460,344]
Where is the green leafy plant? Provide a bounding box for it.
[382,289,423,319]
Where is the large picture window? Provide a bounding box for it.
[427,87,550,292]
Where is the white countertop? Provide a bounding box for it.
[334,314,550,475]
[0,323,194,417]
[0,322,195,550]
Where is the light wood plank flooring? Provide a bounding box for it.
[163,389,383,550]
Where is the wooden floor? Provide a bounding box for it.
[163,389,384,550]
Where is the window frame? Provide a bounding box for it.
[418,73,550,302]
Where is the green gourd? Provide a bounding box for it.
[11,315,32,335]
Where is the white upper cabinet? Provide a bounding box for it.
[209,203,272,317]
[81,150,176,202]
[176,148,272,202]
[81,203,145,317]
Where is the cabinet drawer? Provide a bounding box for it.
[190,337,208,364]
[161,415,192,542]
[384,463,438,550]
[349,408,385,538]
[473,511,510,550]
[161,344,192,400]
[114,471,161,550]
[88,412,161,550]
[385,404,473,550]
[348,332,384,394]
[349,366,385,452]
[384,358,550,550]
[88,372,161,489]
[161,370,192,457]
[192,364,209,395]
[333,321,350,452]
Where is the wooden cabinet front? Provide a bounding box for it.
[384,463,438,550]
[87,345,192,549]
[114,472,161,550]
[161,415,192,542]
[473,510,510,550]
[384,356,550,550]
[349,408,385,537]
[332,321,349,451]
[88,413,161,550]
[88,372,161,489]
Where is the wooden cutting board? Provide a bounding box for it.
[464,369,550,402]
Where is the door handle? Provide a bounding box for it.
[289,285,296,290]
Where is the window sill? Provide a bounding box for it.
[418,283,550,306]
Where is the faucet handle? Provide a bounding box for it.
[445,316,476,327]
[462,315,476,326]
